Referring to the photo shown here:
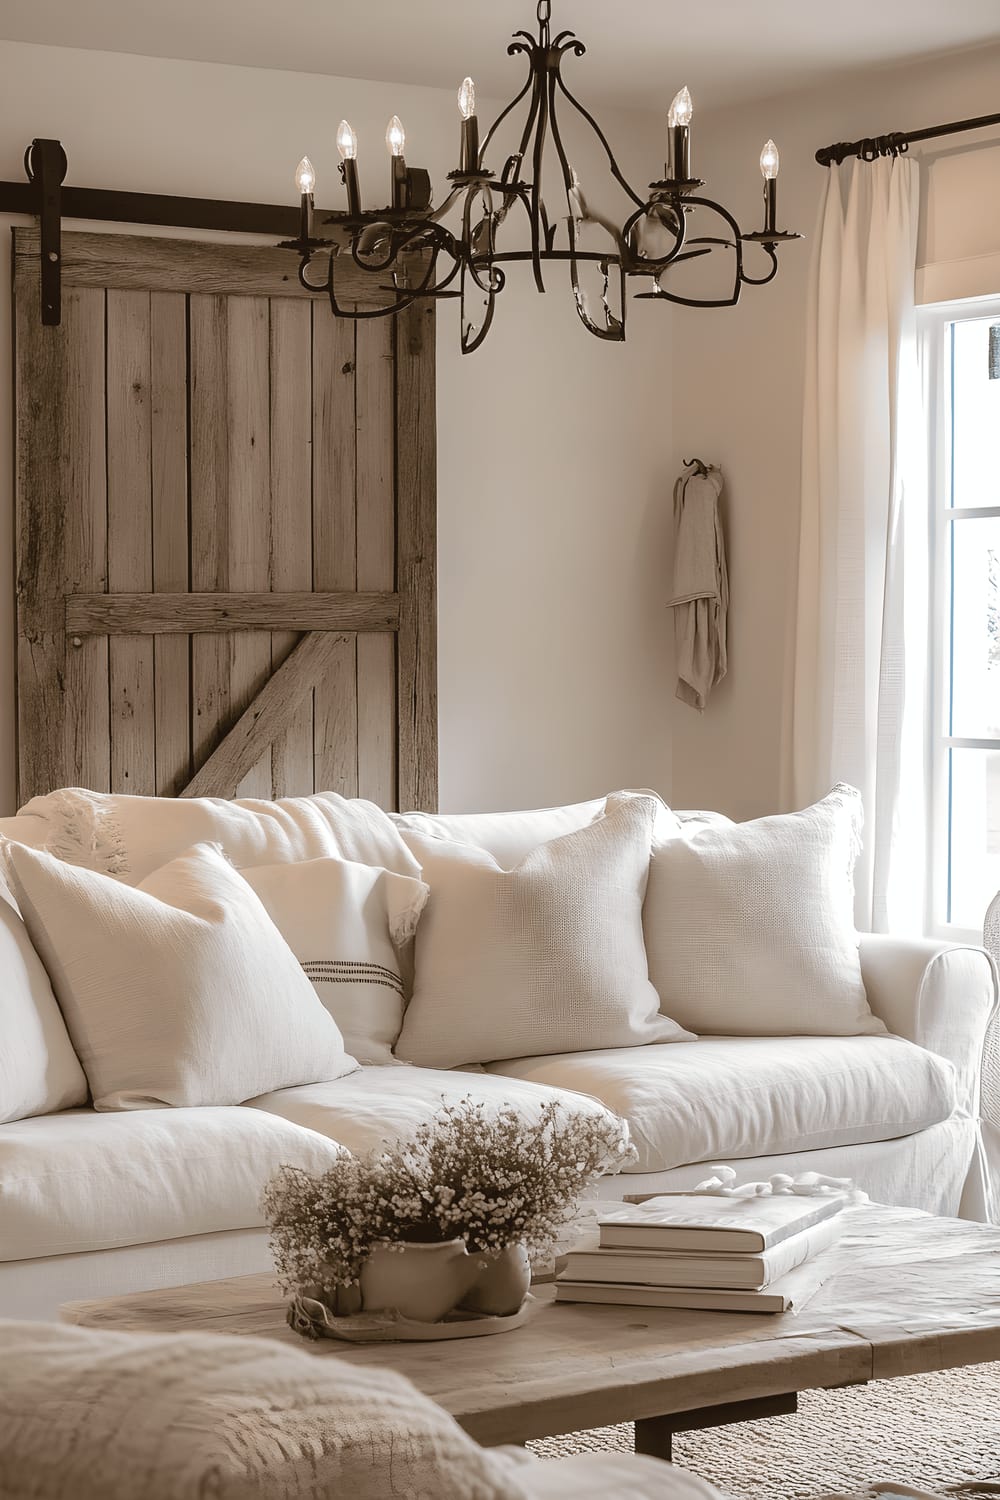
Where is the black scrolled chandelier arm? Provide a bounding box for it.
[280,0,801,351]
[739,242,780,287]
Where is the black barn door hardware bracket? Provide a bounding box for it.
[24,139,67,326]
[0,138,342,329]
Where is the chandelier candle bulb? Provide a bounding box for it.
[458,77,480,174]
[294,156,315,242]
[760,138,780,234]
[336,120,362,216]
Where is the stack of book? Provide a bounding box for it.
[556,1190,848,1314]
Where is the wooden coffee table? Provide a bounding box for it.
[62,1204,1000,1460]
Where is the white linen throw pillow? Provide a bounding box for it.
[5,842,358,1110]
[645,784,883,1036]
[240,857,429,1064]
[0,880,88,1123]
[394,795,693,1068]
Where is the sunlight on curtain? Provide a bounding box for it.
[792,155,927,934]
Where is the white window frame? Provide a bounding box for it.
[919,293,1000,944]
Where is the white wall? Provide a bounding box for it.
[0,40,675,815]
[668,41,1000,821]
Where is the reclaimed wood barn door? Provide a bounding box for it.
[13,228,436,811]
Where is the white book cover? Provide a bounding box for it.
[562,1214,843,1289]
[598,1190,847,1253]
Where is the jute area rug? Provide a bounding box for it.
[527,1362,1000,1499]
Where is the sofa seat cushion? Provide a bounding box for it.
[484,1035,958,1174]
[0,1107,347,1262]
[247,1064,621,1157]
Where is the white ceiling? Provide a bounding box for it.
[3,0,1000,112]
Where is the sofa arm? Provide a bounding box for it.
[859,934,998,1116]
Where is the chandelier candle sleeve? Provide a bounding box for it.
[386,115,407,209]
[458,77,479,174]
[667,86,693,180]
[760,139,779,234]
[336,120,361,216]
[294,156,315,241]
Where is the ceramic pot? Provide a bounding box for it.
[360,1237,476,1322]
[459,1242,531,1317]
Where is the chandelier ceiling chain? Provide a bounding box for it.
[282,2,801,354]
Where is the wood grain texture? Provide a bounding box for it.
[13,227,394,304]
[189,294,232,774]
[181,631,346,799]
[226,296,272,797]
[15,258,71,801]
[59,289,111,799]
[60,1207,1000,1449]
[150,291,192,795]
[107,289,156,796]
[355,316,396,809]
[65,593,400,635]
[312,308,359,797]
[395,301,438,812]
[268,297,314,798]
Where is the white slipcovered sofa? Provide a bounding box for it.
[0,788,995,1323]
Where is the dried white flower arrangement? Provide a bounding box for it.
[263,1095,634,1302]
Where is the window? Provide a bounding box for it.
[921,298,1000,938]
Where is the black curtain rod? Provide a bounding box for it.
[816,109,1000,167]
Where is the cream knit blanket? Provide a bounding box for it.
[0,1320,526,1500]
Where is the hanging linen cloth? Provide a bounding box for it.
[666,465,729,710]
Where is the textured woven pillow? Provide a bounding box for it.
[394,795,693,1068]
[0,1320,528,1500]
[240,856,429,1064]
[645,785,883,1036]
[5,841,358,1110]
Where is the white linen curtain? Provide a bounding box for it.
[791,155,927,934]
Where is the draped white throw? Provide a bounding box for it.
[791,155,926,933]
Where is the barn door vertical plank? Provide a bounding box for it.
[15,265,71,801]
[189,294,231,777]
[61,288,111,796]
[107,289,156,796]
[150,291,192,795]
[355,315,397,809]
[269,297,314,797]
[226,296,272,798]
[395,301,438,812]
[312,307,359,796]
[15,246,108,802]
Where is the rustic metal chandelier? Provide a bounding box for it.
[282,0,800,353]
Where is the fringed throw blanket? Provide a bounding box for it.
[15,787,422,884]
